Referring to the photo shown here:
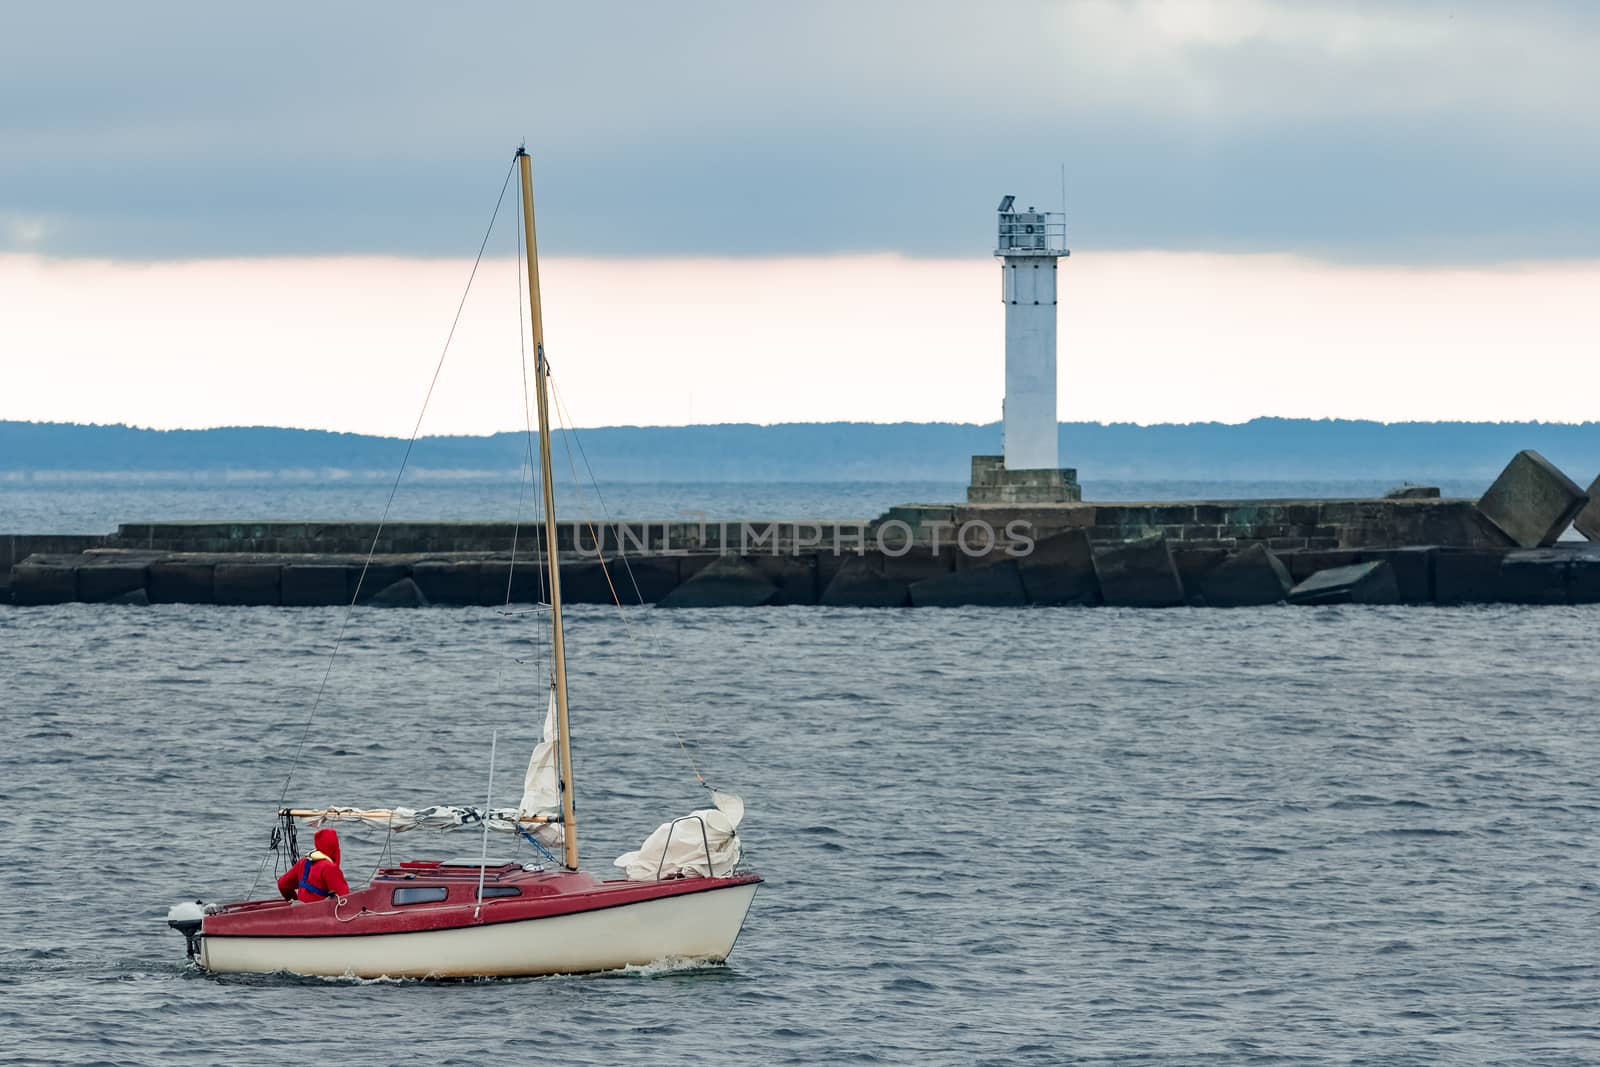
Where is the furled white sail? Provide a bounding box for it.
[518,688,565,847]
[520,689,561,814]
[613,790,745,881]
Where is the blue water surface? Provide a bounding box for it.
[2,597,1598,1065]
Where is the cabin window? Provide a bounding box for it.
[478,886,521,899]
[392,886,449,906]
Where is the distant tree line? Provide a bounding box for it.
[1,418,1596,483]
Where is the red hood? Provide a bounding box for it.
[313,828,341,864]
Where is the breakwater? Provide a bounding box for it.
[4,449,1594,609]
[6,514,1598,611]
[6,539,1599,608]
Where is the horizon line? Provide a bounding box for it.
[4,415,1600,439]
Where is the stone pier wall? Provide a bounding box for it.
[4,455,1594,610]
[879,498,1514,552]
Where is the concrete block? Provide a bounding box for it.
[477,559,548,605]
[11,557,78,605]
[816,549,848,590]
[559,560,616,605]
[370,577,429,608]
[1476,450,1587,548]
[76,561,149,603]
[1281,549,1362,584]
[1576,475,1600,543]
[1395,501,1513,550]
[1385,485,1440,499]
[1498,549,1572,605]
[626,556,691,603]
[214,564,281,606]
[1434,549,1506,605]
[350,563,410,604]
[1195,544,1292,608]
[677,554,717,582]
[820,555,910,608]
[411,561,484,605]
[1092,534,1186,608]
[1173,547,1230,605]
[281,564,352,607]
[910,559,1026,607]
[112,588,151,606]
[1018,529,1100,606]
[657,556,778,608]
[1151,506,1195,527]
[148,561,215,604]
[1288,562,1400,606]
[1570,545,1600,603]
[750,555,819,605]
[560,556,682,604]
[1358,547,1435,604]
[894,545,956,580]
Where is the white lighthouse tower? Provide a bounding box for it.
[968,195,1081,504]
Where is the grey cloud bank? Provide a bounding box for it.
[3,1,1597,262]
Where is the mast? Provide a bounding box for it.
[517,147,579,871]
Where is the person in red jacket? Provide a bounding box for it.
[277,827,351,903]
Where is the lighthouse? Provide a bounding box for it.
[967,195,1081,504]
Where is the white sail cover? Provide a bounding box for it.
[294,805,541,833]
[613,790,745,881]
[517,689,565,847]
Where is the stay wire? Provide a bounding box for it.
[503,191,536,613]
[267,154,520,828]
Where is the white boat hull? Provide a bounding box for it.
[200,880,758,979]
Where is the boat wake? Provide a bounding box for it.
[602,956,732,980]
[196,956,733,987]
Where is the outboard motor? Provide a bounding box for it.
[166,900,208,959]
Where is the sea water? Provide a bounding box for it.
[3,596,1598,1065]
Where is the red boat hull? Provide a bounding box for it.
[198,862,762,978]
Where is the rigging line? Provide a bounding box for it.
[503,185,539,617]
[549,380,710,790]
[366,824,396,886]
[272,155,519,815]
[242,849,273,903]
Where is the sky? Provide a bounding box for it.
[1,1,1596,433]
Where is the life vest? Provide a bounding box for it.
[297,856,331,898]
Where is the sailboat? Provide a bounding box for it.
[165,148,761,979]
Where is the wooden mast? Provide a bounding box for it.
[517,147,579,871]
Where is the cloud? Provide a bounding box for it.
[2,1,1597,260]
[1057,1,1599,124]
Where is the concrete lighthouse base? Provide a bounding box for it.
[967,455,1082,504]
